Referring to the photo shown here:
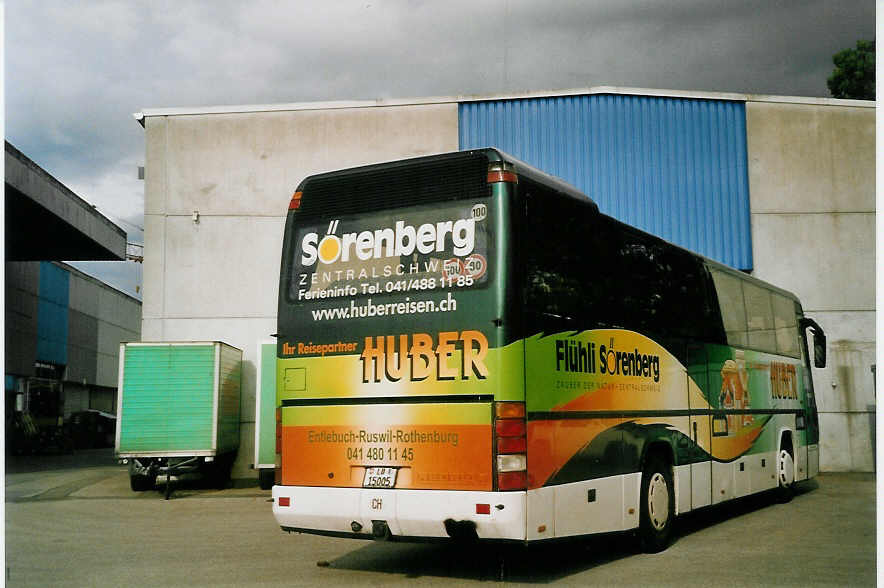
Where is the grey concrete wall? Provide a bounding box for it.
[6,261,140,425]
[746,101,875,472]
[65,264,142,390]
[63,383,91,419]
[89,387,117,414]
[142,103,459,479]
[67,310,99,383]
[62,384,117,419]
[5,262,40,377]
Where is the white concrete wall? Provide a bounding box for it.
[142,103,459,479]
[142,94,875,478]
[746,101,875,472]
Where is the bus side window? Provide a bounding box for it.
[655,248,720,343]
[772,293,800,357]
[522,184,590,333]
[711,269,798,358]
[523,184,719,354]
[711,270,748,348]
[743,282,776,353]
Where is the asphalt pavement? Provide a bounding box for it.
[4,449,876,586]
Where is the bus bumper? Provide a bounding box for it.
[272,486,527,541]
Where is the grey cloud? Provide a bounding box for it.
[5,0,874,297]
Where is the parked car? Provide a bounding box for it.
[70,409,116,449]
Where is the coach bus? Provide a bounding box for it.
[271,148,826,551]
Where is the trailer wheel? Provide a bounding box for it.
[258,468,274,490]
[639,454,675,553]
[130,474,152,492]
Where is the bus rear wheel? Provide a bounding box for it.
[639,455,674,553]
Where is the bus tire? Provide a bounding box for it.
[776,447,795,503]
[639,454,675,553]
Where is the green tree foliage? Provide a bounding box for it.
[827,40,875,100]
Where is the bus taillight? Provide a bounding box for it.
[495,419,526,437]
[487,162,518,184]
[497,436,527,453]
[494,401,527,491]
[288,191,303,210]
[497,471,528,491]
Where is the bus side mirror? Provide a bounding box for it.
[813,334,827,368]
[800,318,827,368]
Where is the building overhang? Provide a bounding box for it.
[5,142,127,261]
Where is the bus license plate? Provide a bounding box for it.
[363,467,397,488]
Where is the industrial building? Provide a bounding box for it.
[5,142,142,452]
[135,86,874,479]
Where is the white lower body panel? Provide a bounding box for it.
[277,473,652,543]
[273,486,527,541]
[275,449,812,544]
[711,450,780,503]
[807,444,819,479]
[526,473,641,540]
[674,464,692,515]
[796,445,809,481]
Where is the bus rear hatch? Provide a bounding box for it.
[279,398,492,491]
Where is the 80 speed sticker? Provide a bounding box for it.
[442,253,487,282]
[464,254,487,280]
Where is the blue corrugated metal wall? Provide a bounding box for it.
[36,262,69,366]
[459,94,752,269]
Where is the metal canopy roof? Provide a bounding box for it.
[4,142,127,261]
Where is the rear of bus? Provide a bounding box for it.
[272,150,528,541]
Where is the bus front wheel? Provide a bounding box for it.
[776,448,795,503]
[638,455,674,553]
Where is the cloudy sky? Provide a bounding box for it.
[5,0,875,298]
